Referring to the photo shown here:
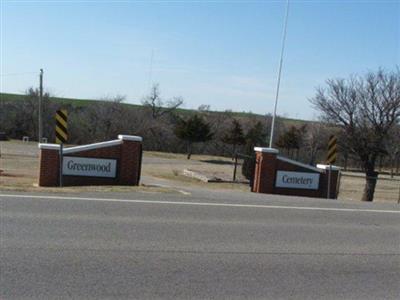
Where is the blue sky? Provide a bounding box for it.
[1,0,399,120]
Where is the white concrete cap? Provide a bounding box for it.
[39,135,142,153]
[63,139,122,154]
[254,147,279,154]
[317,164,341,171]
[278,156,324,173]
[118,135,143,142]
[38,143,60,150]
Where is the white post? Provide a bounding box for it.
[269,0,290,148]
[59,143,63,187]
[38,69,43,143]
[327,164,332,199]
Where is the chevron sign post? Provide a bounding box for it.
[55,109,68,187]
[55,109,68,144]
[326,135,337,199]
[326,135,337,165]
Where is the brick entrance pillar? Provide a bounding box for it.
[118,135,142,185]
[38,144,61,187]
[316,164,341,199]
[38,134,143,187]
[252,146,341,199]
[252,147,279,193]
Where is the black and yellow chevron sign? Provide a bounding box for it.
[326,135,337,165]
[55,109,68,144]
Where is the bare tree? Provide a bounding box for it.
[311,69,400,201]
[384,125,400,177]
[12,88,52,140]
[303,123,331,165]
[74,95,127,142]
[142,83,183,119]
[198,104,211,112]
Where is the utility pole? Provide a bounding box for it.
[38,69,43,142]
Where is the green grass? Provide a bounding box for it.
[1,92,108,108]
[2,92,89,107]
[1,92,312,125]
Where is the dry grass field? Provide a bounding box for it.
[339,172,399,203]
[1,140,399,202]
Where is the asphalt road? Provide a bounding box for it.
[1,191,399,299]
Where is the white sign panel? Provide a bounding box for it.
[275,171,320,190]
[63,156,117,178]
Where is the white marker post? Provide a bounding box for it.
[269,0,290,148]
[327,164,332,199]
[59,143,63,187]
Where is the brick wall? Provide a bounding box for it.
[38,148,60,187]
[38,135,142,187]
[253,151,277,194]
[252,147,339,199]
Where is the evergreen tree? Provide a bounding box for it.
[275,125,305,158]
[222,119,246,156]
[241,122,267,186]
[174,114,213,159]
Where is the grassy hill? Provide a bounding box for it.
[0,92,311,126]
[1,92,114,108]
